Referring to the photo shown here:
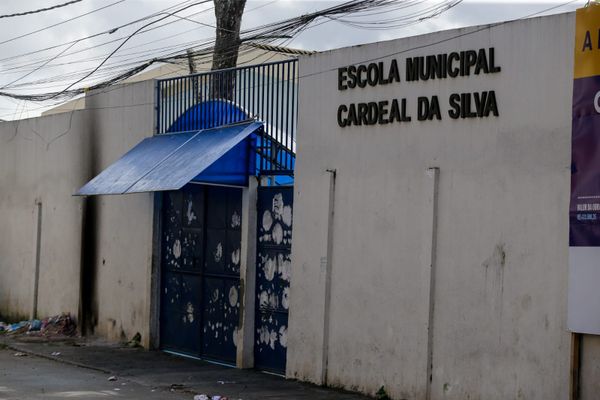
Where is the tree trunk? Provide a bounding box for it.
[211,0,247,100]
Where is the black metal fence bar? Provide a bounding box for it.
[156,59,298,175]
[156,60,298,174]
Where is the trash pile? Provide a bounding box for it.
[0,313,76,337]
[193,395,233,400]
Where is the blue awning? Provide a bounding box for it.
[76,121,262,195]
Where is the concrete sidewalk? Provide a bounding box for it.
[0,337,371,400]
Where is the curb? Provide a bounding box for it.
[2,343,195,396]
[4,343,113,375]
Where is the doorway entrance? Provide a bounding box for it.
[160,184,242,364]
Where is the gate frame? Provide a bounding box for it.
[149,192,162,350]
[237,177,258,368]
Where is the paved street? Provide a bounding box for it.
[0,339,370,400]
[0,348,191,400]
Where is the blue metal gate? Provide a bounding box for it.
[161,184,242,364]
[254,186,293,373]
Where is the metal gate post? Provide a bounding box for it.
[237,177,258,368]
[149,192,163,350]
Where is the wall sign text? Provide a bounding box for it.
[336,47,500,127]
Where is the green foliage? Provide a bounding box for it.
[375,386,391,400]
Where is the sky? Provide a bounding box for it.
[0,0,586,120]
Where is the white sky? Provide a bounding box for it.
[0,0,586,120]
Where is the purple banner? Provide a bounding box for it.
[570,76,600,246]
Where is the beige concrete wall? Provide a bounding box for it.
[289,13,575,399]
[83,81,156,345]
[581,334,600,400]
[0,81,156,348]
[0,111,90,320]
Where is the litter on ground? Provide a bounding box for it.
[0,314,76,338]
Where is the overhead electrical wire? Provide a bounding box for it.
[0,0,84,19]
[0,1,277,90]
[1,47,260,119]
[0,0,464,102]
[1,35,207,78]
[0,0,276,76]
[0,0,270,72]
[0,0,308,80]
[53,0,215,98]
[298,0,582,81]
[0,1,280,88]
[0,0,203,64]
[3,43,281,91]
[0,0,582,122]
[0,0,460,100]
[0,42,82,89]
[0,0,220,94]
[0,0,127,47]
[0,7,218,74]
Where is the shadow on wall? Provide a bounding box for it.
[78,112,99,336]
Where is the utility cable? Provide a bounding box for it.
[0,0,202,65]
[0,0,270,72]
[0,0,275,91]
[4,0,560,105]
[0,0,460,99]
[0,0,126,47]
[0,3,213,75]
[52,0,212,98]
[0,0,83,19]
[1,0,446,94]
[1,41,81,90]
